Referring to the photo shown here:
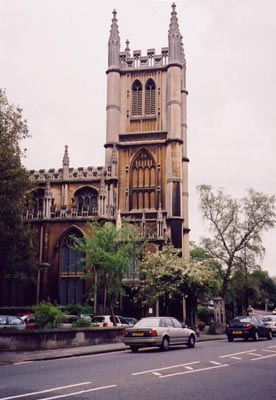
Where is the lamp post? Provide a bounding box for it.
[244,247,249,311]
[36,262,50,304]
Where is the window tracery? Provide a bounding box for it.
[60,230,85,305]
[129,149,157,210]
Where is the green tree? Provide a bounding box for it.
[74,221,145,323]
[227,269,276,315]
[197,185,276,297]
[140,244,218,323]
[0,89,35,306]
[190,241,221,303]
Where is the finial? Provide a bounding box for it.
[62,145,69,167]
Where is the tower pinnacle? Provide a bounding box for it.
[62,145,69,168]
[168,2,182,62]
[108,9,121,68]
[62,145,70,179]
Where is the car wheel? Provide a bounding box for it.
[267,330,273,340]
[130,346,139,353]
[161,336,169,351]
[187,334,195,348]
[253,331,259,341]
[227,335,233,342]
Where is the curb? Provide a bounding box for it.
[0,335,225,365]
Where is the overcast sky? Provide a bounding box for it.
[1,0,276,276]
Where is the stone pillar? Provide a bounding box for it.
[214,297,226,333]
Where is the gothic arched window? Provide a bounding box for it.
[145,78,156,115]
[129,149,157,211]
[74,187,98,216]
[60,231,85,305]
[132,80,142,116]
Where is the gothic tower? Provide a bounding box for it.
[105,3,189,257]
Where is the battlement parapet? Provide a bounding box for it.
[119,47,168,69]
[28,166,111,182]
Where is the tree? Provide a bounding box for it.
[74,221,145,323]
[189,241,221,303]
[197,185,276,297]
[0,89,35,306]
[140,244,218,324]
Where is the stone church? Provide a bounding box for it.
[23,3,189,315]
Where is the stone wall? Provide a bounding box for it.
[0,327,124,351]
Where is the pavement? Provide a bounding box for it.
[0,333,225,365]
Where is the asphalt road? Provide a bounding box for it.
[1,338,276,400]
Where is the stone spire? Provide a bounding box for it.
[62,145,69,179]
[168,3,182,63]
[108,9,121,68]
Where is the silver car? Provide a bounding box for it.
[262,315,276,334]
[122,316,196,352]
[0,315,26,330]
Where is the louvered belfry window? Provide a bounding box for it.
[145,78,156,115]
[132,80,142,116]
[130,149,157,210]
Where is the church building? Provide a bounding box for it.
[23,3,189,315]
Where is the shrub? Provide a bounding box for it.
[207,320,221,334]
[63,304,82,316]
[32,302,65,328]
[197,305,211,324]
[73,318,91,328]
[198,320,206,331]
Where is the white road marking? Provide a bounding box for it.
[0,382,92,400]
[262,349,276,353]
[132,361,200,376]
[209,361,222,366]
[159,364,229,378]
[152,372,162,376]
[184,366,194,370]
[247,353,262,357]
[230,356,242,360]
[251,353,276,361]
[37,385,117,400]
[220,349,256,358]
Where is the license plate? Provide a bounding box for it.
[233,330,242,334]
[132,332,144,337]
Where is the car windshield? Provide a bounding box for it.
[135,318,160,328]
[234,317,251,323]
[263,317,272,321]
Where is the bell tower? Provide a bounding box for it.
[105,3,189,257]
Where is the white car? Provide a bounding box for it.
[122,316,196,352]
[91,315,130,327]
[262,315,276,334]
[0,315,26,330]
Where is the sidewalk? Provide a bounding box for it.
[0,333,225,365]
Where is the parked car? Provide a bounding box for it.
[91,315,130,327]
[226,315,273,342]
[262,315,276,334]
[122,316,196,352]
[21,314,39,329]
[124,317,139,326]
[0,315,26,330]
[272,308,276,315]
